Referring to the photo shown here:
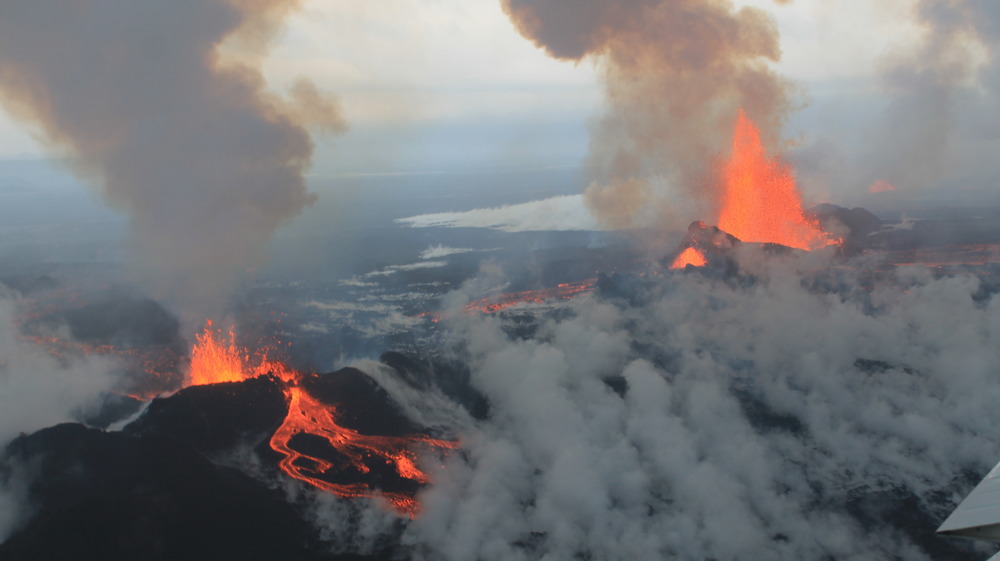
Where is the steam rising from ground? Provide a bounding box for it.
[502,0,795,229]
[0,0,343,314]
[395,251,1000,560]
[0,294,118,540]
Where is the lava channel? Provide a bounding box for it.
[187,322,457,516]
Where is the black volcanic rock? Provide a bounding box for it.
[0,424,342,561]
[302,367,417,437]
[809,204,882,255]
[82,393,145,429]
[124,375,288,455]
[380,352,488,420]
[380,351,433,390]
[661,221,742,276]
[59,292,183,349]
[1,365,460,560]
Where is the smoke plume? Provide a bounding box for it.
[0,0,342,313]
[501,0,796,229]
[863,0,1000,193]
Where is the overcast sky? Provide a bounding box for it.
[6,0,996,211]
[0,1,925,160]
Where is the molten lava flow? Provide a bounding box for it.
[268,378,457,517]
[419,279,597,322]
[464,279,597,315]
[186,320,455,516]
[718,110,834,250]
[670,247,708,269]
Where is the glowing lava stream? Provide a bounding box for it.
[187,322,456,517]
[717,110,835,250]
[464,279,597,315]
[268,381,457,516]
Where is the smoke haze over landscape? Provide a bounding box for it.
[3,1,1000,560]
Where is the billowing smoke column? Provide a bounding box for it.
[0,0,343,312]
[502,0,795,229]
[865,0,1000,193]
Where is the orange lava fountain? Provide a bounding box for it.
[188,320,250,385]
[718,110,834,250]
[670,247,708,269]
[186,321,456,516]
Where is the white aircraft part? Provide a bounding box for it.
[939,460,1000,543]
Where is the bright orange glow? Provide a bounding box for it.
[188,320,249,386]
[186,320,456,516]
[718,110,835,250]
[670,247,707,269]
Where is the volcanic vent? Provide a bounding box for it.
[667,110,841,271]
[182,323,459,516]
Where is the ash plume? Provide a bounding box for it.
[0,0,343,314]
[501,0,796,229]
[864,0,1000,193]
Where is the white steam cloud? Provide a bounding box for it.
[399,250,1000,560]
[0,293,118,540]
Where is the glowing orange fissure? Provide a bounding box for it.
[717,110,836,250]
[187,322,456,517]
[670,247,707,269]
[464,279,596,315]
[418,279,597,323]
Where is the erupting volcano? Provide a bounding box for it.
[186,322,456,516]
[670,247,708,269]
[717,110,835,250]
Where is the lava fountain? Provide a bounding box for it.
[717,110,834,250]
[670,247,708,269]
[187,322,456,516]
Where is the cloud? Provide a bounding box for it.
[0,293,118,540]
[401,249,1000,560]
[0,296,118,445]
[419,245,477,260]
[364,261,448,278]
[397,195,603,232]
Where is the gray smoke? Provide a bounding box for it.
[395,249,999,560]
[0,0,343,314]
[859,0,1000,194]
[0,292,118,540]
[501,0,796,229]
